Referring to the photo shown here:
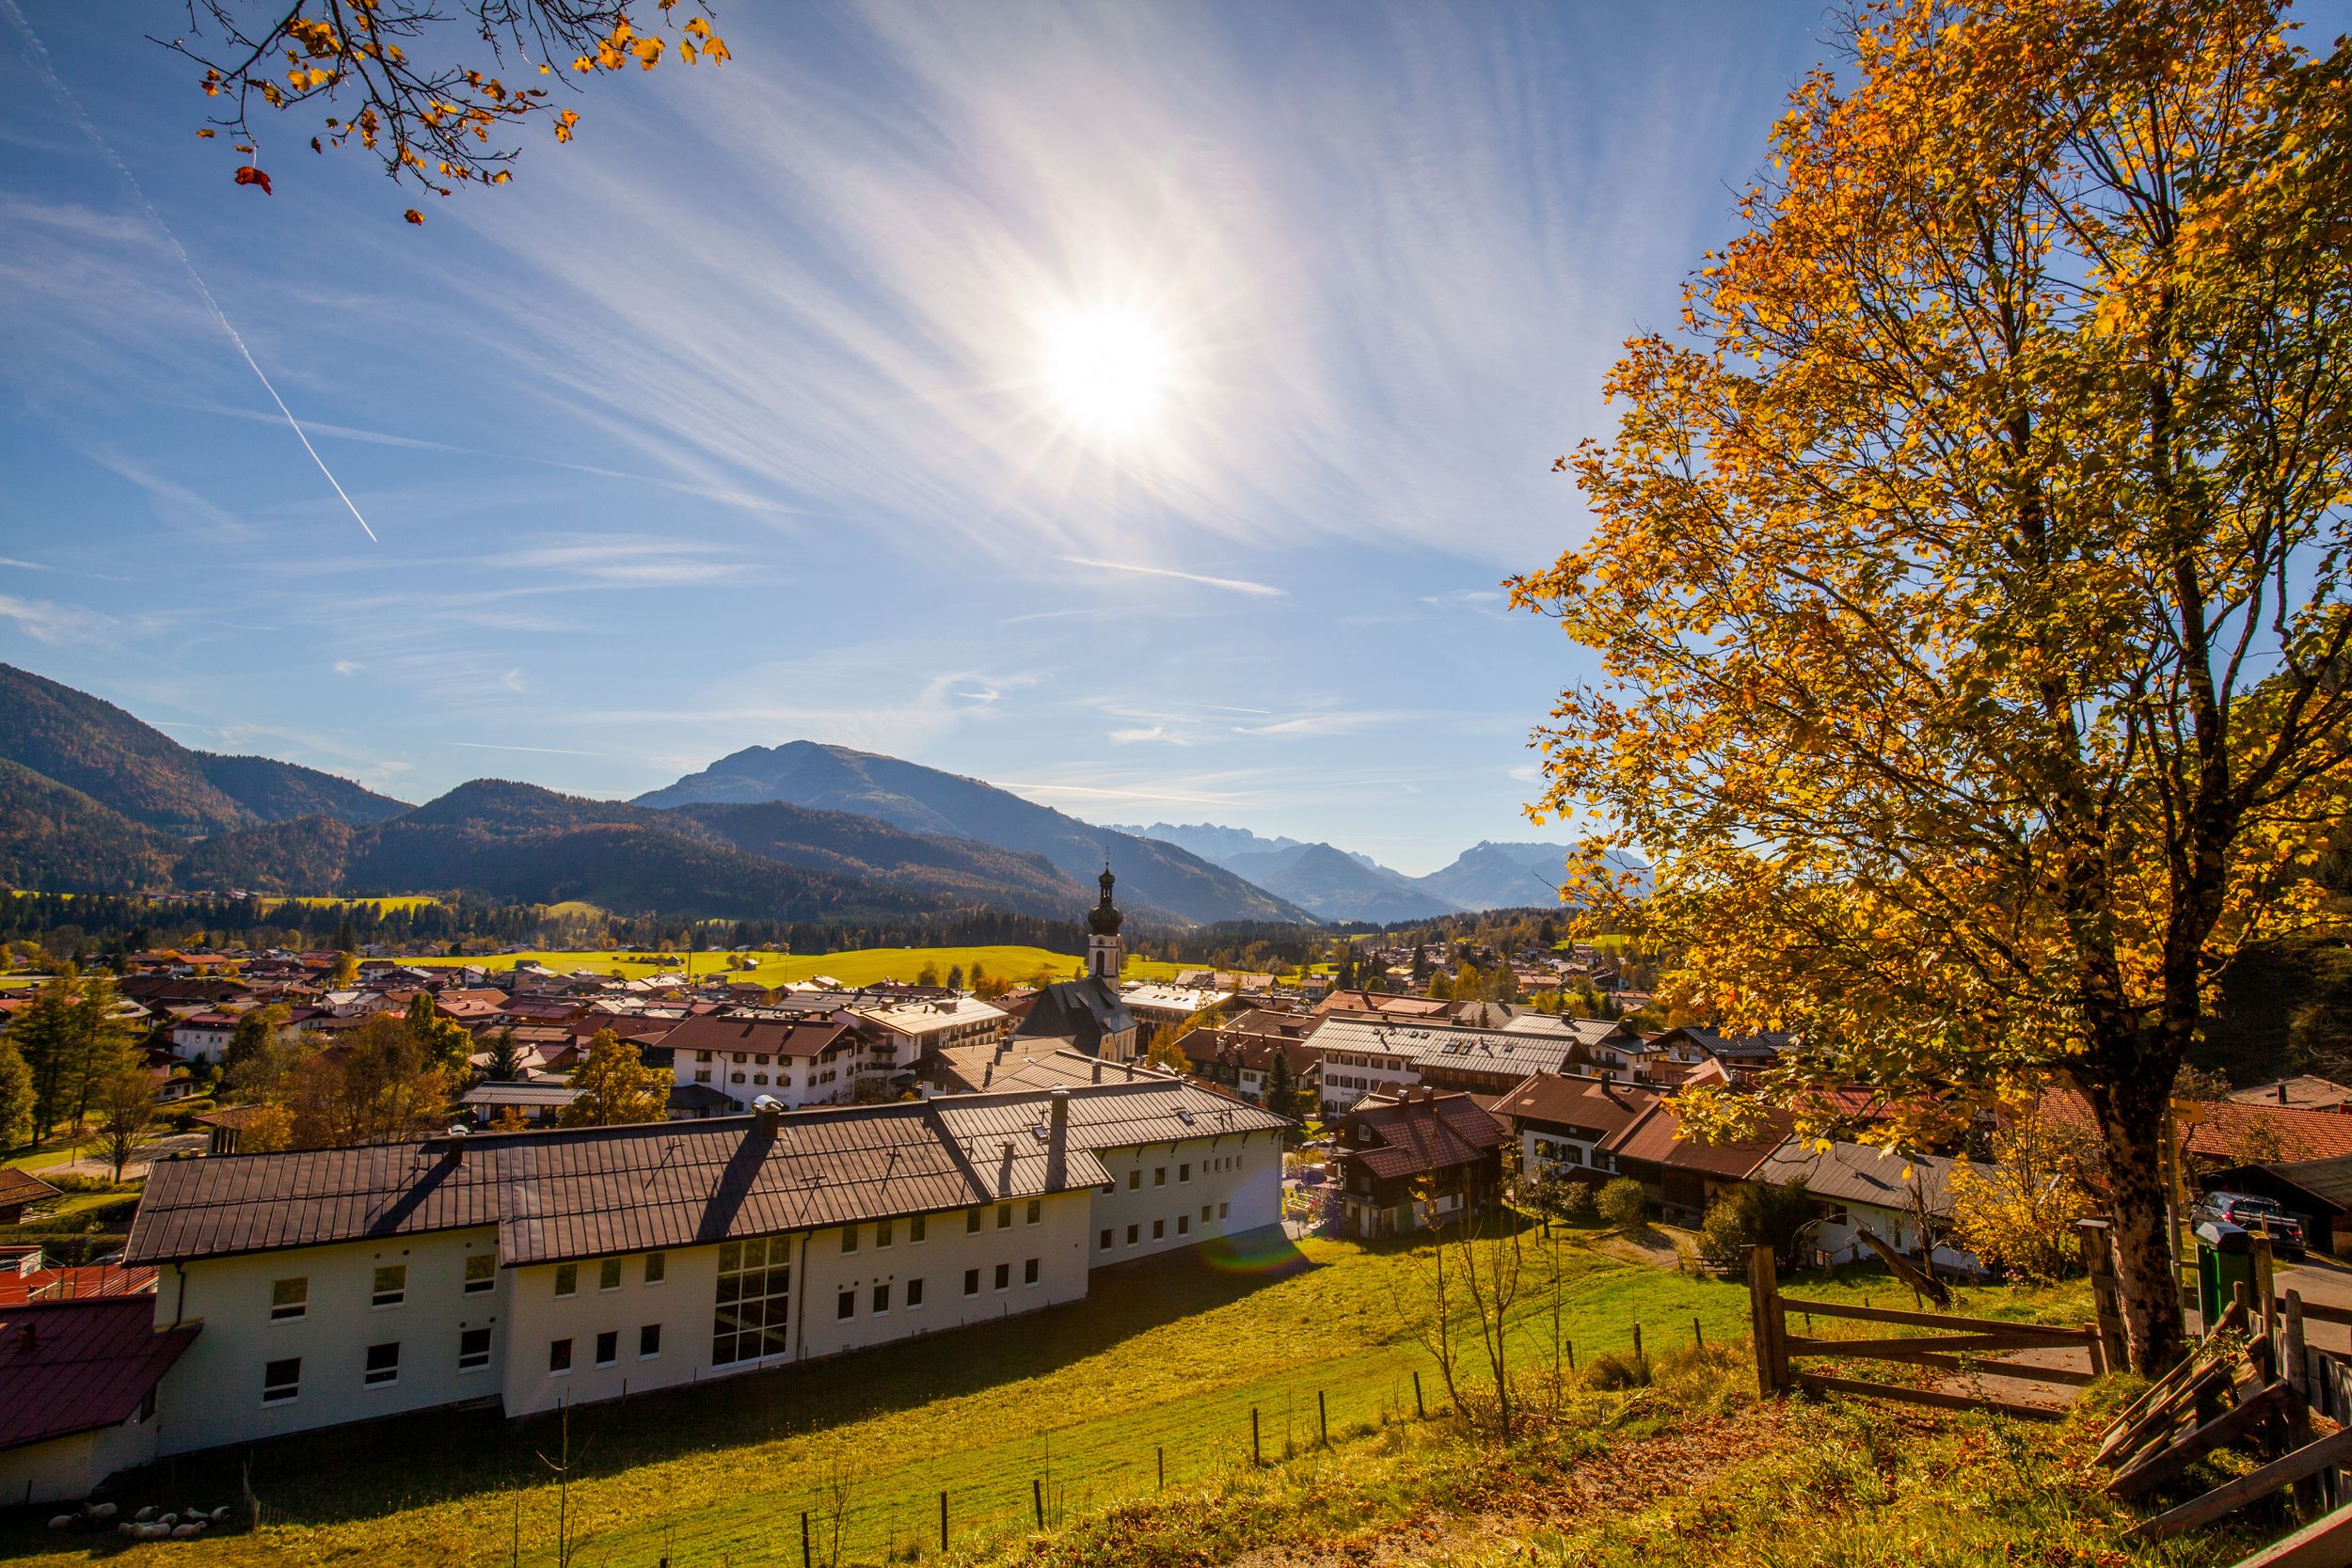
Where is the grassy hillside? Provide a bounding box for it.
[0,1236,2109,1568]
[406,943,1192,986]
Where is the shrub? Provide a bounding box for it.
[1694,1180,1818,1272]
[1558,1179,1599,1226]
[1581,1351,1650,1390]
[1597,1177,1648,1230]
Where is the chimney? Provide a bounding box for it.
[757,1098,782,1138]
[1090,1059,1102,1085]
[1047,1087,1070,1190]
[2280,1083,2290,1104]
[17,1322,33,1354]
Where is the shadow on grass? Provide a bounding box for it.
[36,1228,1317,1534]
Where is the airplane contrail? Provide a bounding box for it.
[1,0,380,543]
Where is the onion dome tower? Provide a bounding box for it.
[1087,863,1124,979]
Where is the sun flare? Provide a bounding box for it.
[1041,307,1170,439]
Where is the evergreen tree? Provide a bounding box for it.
[0,1038,33,1151]
[1262,1048,1295,1117]
[485,1026,524,1082]
[946,964,964,991]
[11,974,77,1140]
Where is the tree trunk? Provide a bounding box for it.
[2095,1085,2186,1374]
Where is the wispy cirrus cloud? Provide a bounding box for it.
[1056,557,1284,599]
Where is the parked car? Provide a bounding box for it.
[2193,1191,2308,1257]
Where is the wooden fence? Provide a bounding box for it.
[1746,1247,2101,1419]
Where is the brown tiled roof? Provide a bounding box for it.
[0,1298,198,1451]
[1602,1101,1791,1180]
[1488,1073,1658,1138]
[1344,1093,1505,1179]
[127,1080,1285,1270]
[659,1014,853,1060]
[2044,1089,2352,1165]
[0,1167,60,1211]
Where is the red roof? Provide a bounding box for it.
[1343,1093,1506,1180]
[1602,1101,1792,1180]
[0,1297,197,1451]
[0,1264,160,1307]
[2043,1089,2352,1165]
[1489,1073,1658,1138]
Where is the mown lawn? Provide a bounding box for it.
[3,1233,2093,1568]
[405,944,1195,988]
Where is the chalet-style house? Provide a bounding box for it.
[1328,1089,1506,1238]
[1750,1139,1977,1275]
[1488,1072,1658,1184]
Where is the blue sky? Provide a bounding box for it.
[0,2,1830,875]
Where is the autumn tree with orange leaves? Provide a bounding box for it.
[156,1,731,219]
[1513,0,2352,1373]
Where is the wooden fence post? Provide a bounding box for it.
[1748,1244,1788,1396]
[801,1511,811,1568]
[2079,1219,2128,1375]
[1631,1322,1644,1364]
[1318,1389,1328,1448]
[939,1491,947,1552]
[1156,1445,1164,1492]
[1412,1370,1424,1418]
[1251,1406,1262,1466]
[1693,1315,1704,1349]
[1032,1477,1043,1529]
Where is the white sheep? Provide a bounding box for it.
[134,1505,158,1522]
[136,1522,172,1541]
[48,1514,76,1530]
[87,1502,119,1520]
[172,1522,206,1539]
[116,1522,137,1538]
[209,1506,233,1524]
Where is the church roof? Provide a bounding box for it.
[1013,976,1134,1055]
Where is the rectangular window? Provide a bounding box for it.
[841,1225,859,1254]
[1180,1164,1191,1182]
[1127,1170,1139,1191]
[644,1251,666,1285]
[993,1262,1009,1291]
[1024,1258,1040,1286]
[595,1330,617,1367]
[1126,1224,1138,1244]
[710,1236,790,1367]
[872,1283,890,1314]
[906,1277,924,1307]
[1025,1198,1041,1225]
[696,1069,712,1083]
[1201,1205,1214,1222]
[1178,1214,1191,1236]
[262,1356,300,1405]
[1154,1167,1167,1186]
[599,1258,622,1291]
[966,1208,982,1234]
[837,1290,855,1321]
[464,1254,495,1295]
[876,1218,893,1248]
[909,1213,926,1243]
[548,1338,573,1374]
[555,1263,578,1298]
[1153,1219,1166,1240]
[372,1264,406,1307]
[459,1327,491,1371]
[1219,1202,1231,1219]
[364,1341,401,1387]
[1100,1228,1113,1249]
[270,1277,308,1321]
[640,1323,661,1358]
[996,1203,1012,1229]
[963,1268,979,1296]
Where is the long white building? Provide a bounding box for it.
[119,1077,1285,1463]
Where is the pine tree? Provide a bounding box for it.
[1262,1049,1295,1117]
[11,974,77,1141]
[0,1038,33,1152]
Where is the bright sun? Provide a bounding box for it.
[1041,308,1170,439]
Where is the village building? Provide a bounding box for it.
[1327,1089,1506,1239]
[1010,869,1137,1061]
[658,1014,860,1111]
[1601,1101,1795,1227]
[1311,1016,1584,1112]
[119,1080,1284,1465]
[1749,1139,1979,1275]
[0,1297,198,1506]
[1487,1071,1658,1184]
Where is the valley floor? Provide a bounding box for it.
[404,943,1192,988]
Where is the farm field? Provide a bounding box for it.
[405,944,1194,988]
[2,1233,2090,1568]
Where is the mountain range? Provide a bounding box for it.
[1104,819,1643,920]
[0,663,1639,926]
[634,745,1311,926]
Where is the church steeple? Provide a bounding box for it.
[1087,863,1124,979]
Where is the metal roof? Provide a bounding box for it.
[0,1298,198,1453]
[1751,1138,1958,1217]
[128,1080,1283,1270]
[1311,1015,1581,1076]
